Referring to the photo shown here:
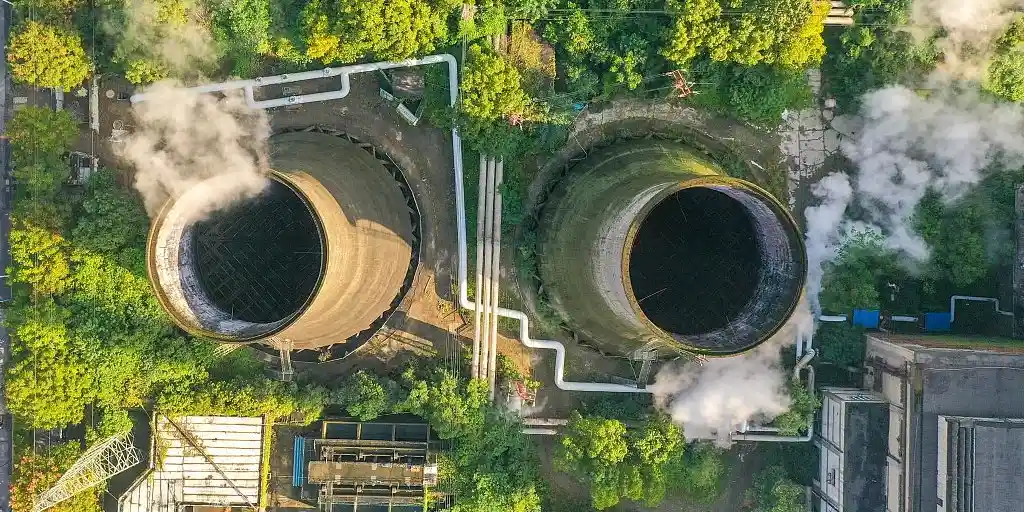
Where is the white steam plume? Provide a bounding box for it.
[650,300,812,444]
[107,0,217,80]
[117,84,271,219]
[910,0,1024,78]
[803,86,1024,316]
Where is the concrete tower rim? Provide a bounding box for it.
[620,175,808,356]
[146,170,330,343]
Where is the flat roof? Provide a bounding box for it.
[120,416,265,512]
[972,421,1024,512]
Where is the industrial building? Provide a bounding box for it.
[538,140,806,358]
[812,333,1024,512]
[119,415,267,512]
[291,418,438,511]
[147,131,417,356]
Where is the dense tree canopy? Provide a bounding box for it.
[663,0,828,68]
[747,465,804,512]
[299,0,458,64]
[8,21,92,90]
[11,442,103,512]
[557,412,690,509]
[819,230,897,313]
[330,370,401,421]
[986,17,1024,102]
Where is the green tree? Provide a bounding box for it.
[747,465,804,512]
[821,0,937,111]
[401,370,489,439]
[771,381,820,436]
[819,230,897,313]
[156,378,326,422]
[663,0,828,69]
[690,59,812,124]
[8,21,92,90]
[11,442,103,512]
[6,301,95,428]
[7,107,79,165]
[987,17,1024,102]
[558,412,686,509]
[332,370,400,421]
[558,412,629,472]
[668,442,726,503]
[461,44,533,123]
[9,221,71,297]
[211,0,273,76]
[300,0,456,64]
[815,322,866,367]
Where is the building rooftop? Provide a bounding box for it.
[119,415,265,512]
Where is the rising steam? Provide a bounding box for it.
[910,0,1024,78]
[803,86,1024,317]
[650,300,812,443]
[653,3,1024,440]
[108,0,217,80]
[117,85,271,220]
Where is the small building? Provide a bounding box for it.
[813,388,888,512]
[118,415,267,512]
[294,418,438,511]
[813,333,1024,512]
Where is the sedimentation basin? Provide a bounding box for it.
[538,140,806,357]
[147,131,414,349]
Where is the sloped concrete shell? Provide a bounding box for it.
[148,132,413,349]
[538,140,806,356]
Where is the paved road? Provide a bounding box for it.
[0,1,14,510]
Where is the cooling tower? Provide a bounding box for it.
[538,140,806,356]
[147,131,414,349]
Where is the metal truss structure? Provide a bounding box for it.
[32,433,142,512]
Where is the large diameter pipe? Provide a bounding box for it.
[487,159,504,399]
[478,158,497,382]
[472,154,487,378]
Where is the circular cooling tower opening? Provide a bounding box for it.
[629,187,762,335]
[190,179,324,324]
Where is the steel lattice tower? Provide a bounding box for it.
[32,433,142,512]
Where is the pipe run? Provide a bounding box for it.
[131,54,459,109]
[950,295,1013,323]
[731,360,816,442]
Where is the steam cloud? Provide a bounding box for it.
[652,3,1024,440]
[108,0,217,80]
[650,300,812,443]
[117,84,272,219]
[910,0,1024,78]
[803,86,1024,317]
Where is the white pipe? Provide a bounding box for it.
[487,159,504,399]
[471,154,487,379]
[133,53,648,394]
[818,315,848,322]
[479,158,496,382]
[521,428,560,435]
[131,54,457,108]
[731,364,816,442]
[891,315,918,322]
[949,295,1013,323]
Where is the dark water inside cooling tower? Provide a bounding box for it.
[629,187,761,335]
[192,180,322,323]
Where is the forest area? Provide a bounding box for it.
[9,0,1024,509]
